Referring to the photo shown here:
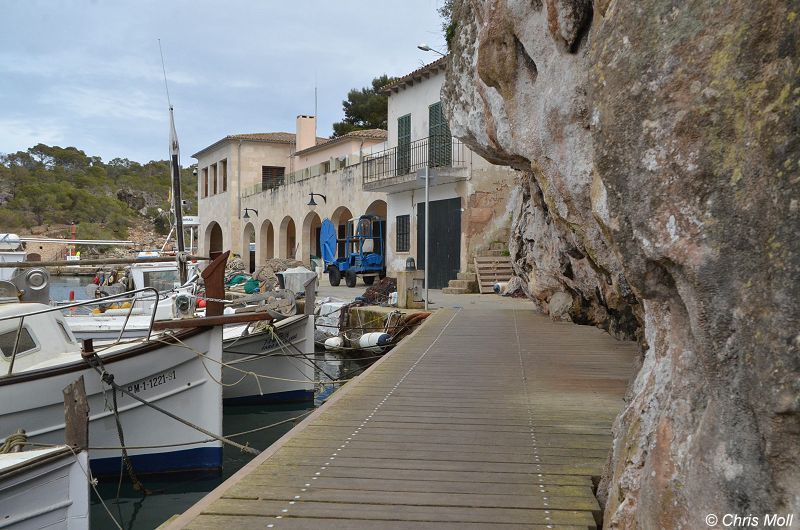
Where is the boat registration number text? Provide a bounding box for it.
[126,369,177,394]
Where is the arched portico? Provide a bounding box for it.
[365,199,387,220]
[257,219,274,264]
[204,221,224,259]
[242,222,256,272]
[365,199,388,246]
[278,216,297,259]
[330,206,353,259]
[301,211,322,266]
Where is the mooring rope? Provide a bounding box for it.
[159,332,351,385]
[0,430,27,454]
[65,445,124,530]
[10,440,124,529]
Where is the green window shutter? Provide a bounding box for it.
[398,114,411,175]
[428,102,451,167]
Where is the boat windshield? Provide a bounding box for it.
[142,269,180,292]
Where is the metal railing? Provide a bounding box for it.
[362,136,467,186]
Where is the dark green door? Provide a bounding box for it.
[428,102,451,167]
[417,197,461,289]
[397,114,411,175]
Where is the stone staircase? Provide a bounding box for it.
[442,242,511,295]
[441,271,479,294]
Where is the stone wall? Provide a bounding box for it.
[442,0,799,527]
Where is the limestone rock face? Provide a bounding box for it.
[443,0,800,527]
[444,0,640,340]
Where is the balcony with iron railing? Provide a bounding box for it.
[362,135,468,191]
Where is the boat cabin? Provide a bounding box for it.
[0,234,26,282]
[0,302,81,374]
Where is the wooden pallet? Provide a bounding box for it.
[474,256,513,294]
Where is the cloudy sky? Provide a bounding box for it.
[0,0,447,164]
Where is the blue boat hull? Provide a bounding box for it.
[223,388,313,406]
[90,447,223,478]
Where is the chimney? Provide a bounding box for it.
[296,115,316,152]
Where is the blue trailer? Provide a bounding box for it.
[320,215,386,288]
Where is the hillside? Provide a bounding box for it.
[0,143,197,248]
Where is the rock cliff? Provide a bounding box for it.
[442,0,800,527]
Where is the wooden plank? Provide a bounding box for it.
[203,498,597,526]
[220,486,600,511]
[225,476,593,498]
[62,375,89,450]
[187,515,589,530]
[152,311,273,330]
[243,464,594,486]
[473,256,512,263]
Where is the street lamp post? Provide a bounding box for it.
[417,43,446,57]
[307,193,327,208]
[422,167,430,310]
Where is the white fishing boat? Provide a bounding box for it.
[64,260,317,404]
[0,298,224,477]
[0,234,26,282]
[63,260,194,341]
[0,446,89,529]
[222,313,315,404]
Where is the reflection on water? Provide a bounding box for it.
[50,275,93,301]
[89,351,376,530]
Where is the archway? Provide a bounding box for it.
[279,216,296,259]
[365,199,387,220]
[242,222,256,273]
[258,220,274,265]
[365,199,388,252]
[301,211,322,267]
[205,222,223,260]
[330,206,353,259]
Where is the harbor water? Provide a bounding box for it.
[49,274,93,301]
[88,356,372,530]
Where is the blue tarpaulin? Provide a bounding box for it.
[320,218,337,264]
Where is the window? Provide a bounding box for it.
[202,167,208,198]
[396,214,410,252]
[428,102,452,167]
[211,163,218,195]
[0,327,37,358]
[261,166,285,190]
[397,114,411,175]
[221,159,228,192]
[57,320,76,344]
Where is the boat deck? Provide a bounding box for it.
[170,303,638,529]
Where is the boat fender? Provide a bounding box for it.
[358,332,391,350]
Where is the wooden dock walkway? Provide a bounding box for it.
[170,304,637,529]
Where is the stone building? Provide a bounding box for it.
[193,116,388,271]
[364,58,517,288]
[194,60,517,289]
